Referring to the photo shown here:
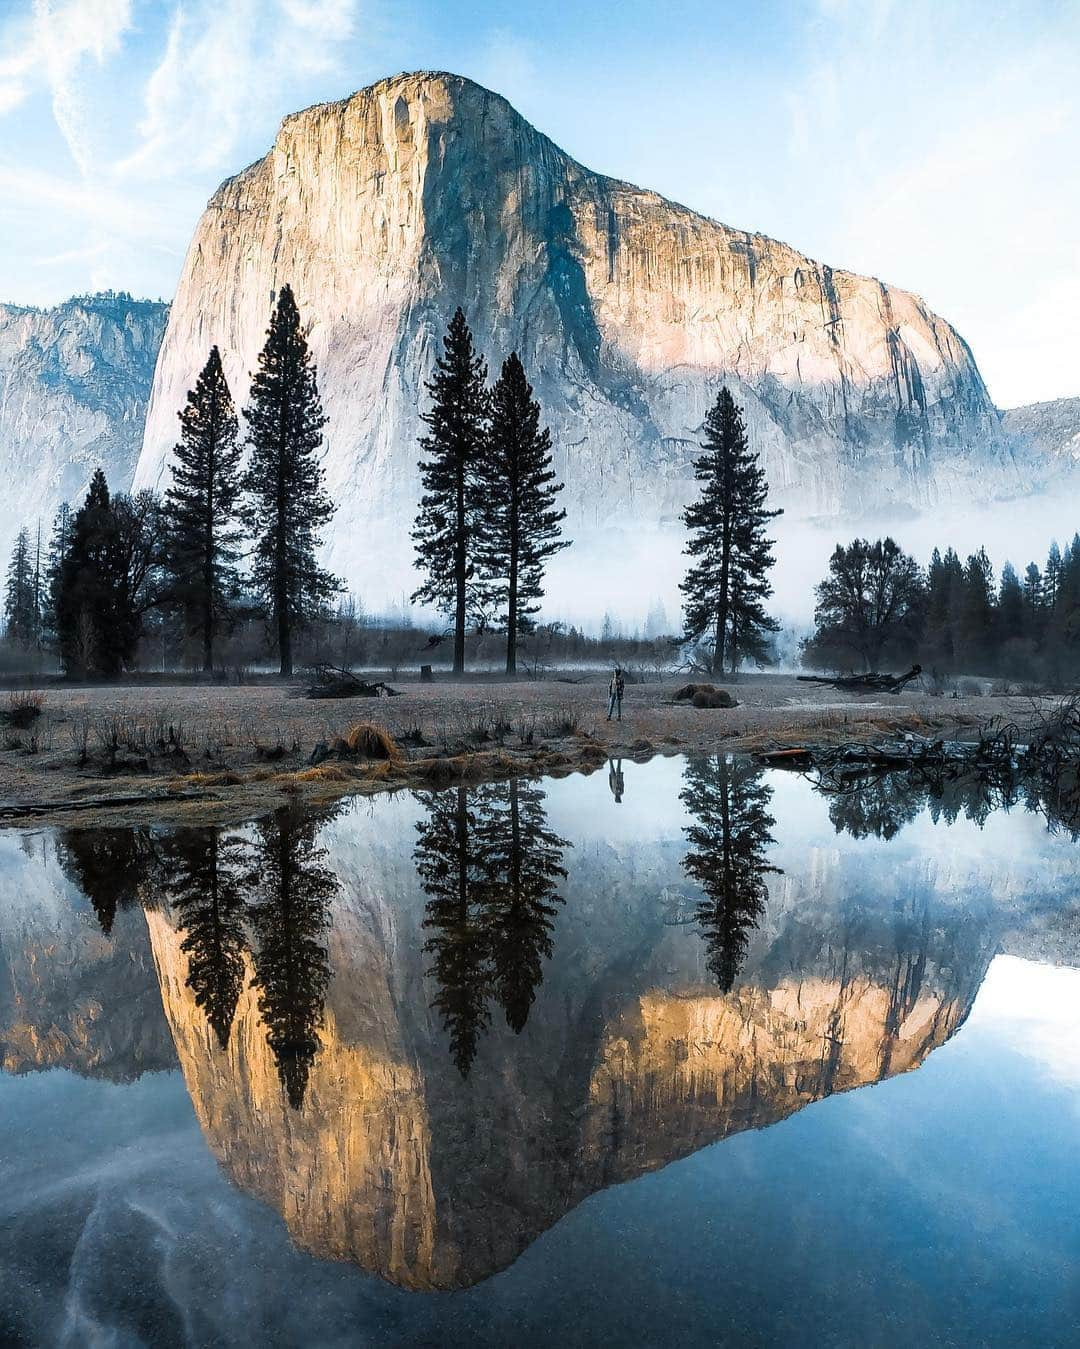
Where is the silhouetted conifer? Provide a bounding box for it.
[680,388,782,673]
[162,347,244,672]
[477,353,569,674]
[411,309,489,675]
[242,285,338,677]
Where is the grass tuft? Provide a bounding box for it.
[343,721,402,761]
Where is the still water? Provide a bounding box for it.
[1,756,1079,1347]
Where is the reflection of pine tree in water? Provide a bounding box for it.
[246,809,337,1109]
[56,828,161,934]
[681,756,780,992]
[478,779,569,1033]
[825,776,924,841]
[417,787,492,1078]
[161,828,249,1050]
[416,781,569,1074]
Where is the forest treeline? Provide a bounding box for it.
[804,534,1080,682]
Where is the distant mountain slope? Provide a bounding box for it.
[1002,396,1080,465]
[133,71,1028,607]
[0,292,167,567]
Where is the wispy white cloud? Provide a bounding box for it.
[117,0,360,181]
[32,0,133,174]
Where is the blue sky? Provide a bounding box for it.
[0,0,1076,407]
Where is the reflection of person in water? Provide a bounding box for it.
[245,807,338,1110]
[608,757,625,804]
[680,755,780,992]
[416,780,570,1075]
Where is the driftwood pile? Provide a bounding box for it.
[796,665,922,695]
[304,665,403,700]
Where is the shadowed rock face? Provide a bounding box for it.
[0,293,167,568]
[135,72,1020,605]
[139,794,1032,1292]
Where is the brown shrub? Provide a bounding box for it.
[691,689,736,709]
[342,722,401,761]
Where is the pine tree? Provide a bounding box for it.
[163,828,249,1050]
[43,501,72,643]
[163,347,244,672]
[411,309,489,675]
[478,353,569,674]
[246,808,337,1109]
[680,388,782,674]
[958,547,996,672]
[998,562,1025,657]
[680,755,780,992]
[242,285,338,677]
[4,527,36,647]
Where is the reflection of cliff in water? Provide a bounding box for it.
[5,765,1080,1292]
[142,779,1044,1290]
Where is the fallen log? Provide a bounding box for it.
[796,664,922,695]
[0,789,218,820]
[304,665,403,699]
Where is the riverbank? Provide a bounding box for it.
[0,672,1032,828]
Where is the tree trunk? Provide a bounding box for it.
[453,453,467,677]
[506,492,519,676]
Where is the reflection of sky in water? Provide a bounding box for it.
[3,953,1078,1347]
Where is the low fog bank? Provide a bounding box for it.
[530,493,1080,640]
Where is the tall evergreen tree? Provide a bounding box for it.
[163,827,249,1050]
[4,527,36,647]
[242,285,338,677]
[246,808,337,1109]
[163,347,244,672]
[478,353,569,674]
[411,309,489,675]
[680,755,780,992]
[958,547,996,672]
[680,388,782,674]
[997,562,1025,655]
[43,501,72,643]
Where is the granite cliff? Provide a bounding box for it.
[133,72,1022,606]
[0,293,167,571]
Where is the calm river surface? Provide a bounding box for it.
[2,756,1079,1347]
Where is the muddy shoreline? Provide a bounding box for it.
[0,672,1023,829]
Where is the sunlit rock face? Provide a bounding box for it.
[0,835,174,1080]
[141,801,1000,1292]
[0,293,167,567]
[134,72,1018,605]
